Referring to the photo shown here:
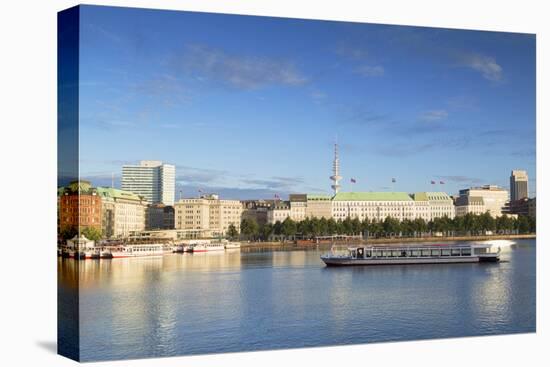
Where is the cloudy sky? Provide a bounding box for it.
[77,5,536,199]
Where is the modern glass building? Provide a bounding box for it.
[122,160,175,206]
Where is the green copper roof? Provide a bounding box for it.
[412,192,429,201]
[96,187,144,202]
[333,192,413,201]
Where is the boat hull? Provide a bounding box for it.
[321,256,498,266]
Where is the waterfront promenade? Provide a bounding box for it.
[241,234,536,249]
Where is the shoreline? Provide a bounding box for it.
[240,234,535,248]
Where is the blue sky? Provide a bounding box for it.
[77,5,536,199]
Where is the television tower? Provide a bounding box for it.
[330,143,342,194]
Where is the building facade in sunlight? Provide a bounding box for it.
[174,194,242,236]
[121,160,175,206]
[96,187,148,238]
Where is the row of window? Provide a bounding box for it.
[354,248,471,258]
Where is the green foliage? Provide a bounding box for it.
[59,225,78,241]
[81,226,102,241]
[227,224,239,239]
[240,218,259,240]
[258,212,535,240]
[281,217,297,237]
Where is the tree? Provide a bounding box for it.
[227,224,238,239]
[383,216,401,236]
[60,225,78,242]
[516,215,530,234]
[281,217,297,238]
[240,218,259,240]
[81,226,102,241]
[259,223,274,240]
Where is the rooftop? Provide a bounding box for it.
[96,187,145,202]
[333,192,413,202]
[412,192,452,201]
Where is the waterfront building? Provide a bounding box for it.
[455,185,508,217]
[241,199,275,226]
[267,201,291,224]
[332,192,416,221]
[146,204,175,230]
[507,197,536,219]
[412,192,455,220]
[289,194,307,222]
[121,160,175,206]
[306,194,333,219]
[96,187,148,238]
[455,196,486,217]
[510,170,529,201]
[59,180,102,233]
[174,194,243,236]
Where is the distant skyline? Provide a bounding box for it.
[77,5,536,199]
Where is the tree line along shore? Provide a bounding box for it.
[228,212,536,242]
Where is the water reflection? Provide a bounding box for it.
[58,239,536,362]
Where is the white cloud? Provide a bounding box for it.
[354,65,385,77]
[177,44,307,90]
[459,53,503,81]
[419,109,448,122]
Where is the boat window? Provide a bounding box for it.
[411,250,420,257]
[373,251,382,257]
[461,249,471,256]
[451,249,461,256]
[382,251,392,257]
[421,250,431,257]
[391,251,401,257]
[431,250,441,256]
[441,249,451,256]
[474,247,487,255]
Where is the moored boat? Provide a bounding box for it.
[321,243,500,266]
[188,242,225,252]
[107,243,165,258]
[172,244,184,253]
[100,248,113,259]
[224,242,241,250]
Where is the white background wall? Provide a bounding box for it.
[0,1,547,366]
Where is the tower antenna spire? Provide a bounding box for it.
[330,140,342,195]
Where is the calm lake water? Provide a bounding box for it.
[58,239,536,362]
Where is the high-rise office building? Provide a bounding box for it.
[122,160,175,206]
[510,170,529,201]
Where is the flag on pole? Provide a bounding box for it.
[391,178,396,183]
[274,193,280,200]
[439,180,445,184]
[198,188,203,193]
[351,178,356,183]
[431,180,436,184]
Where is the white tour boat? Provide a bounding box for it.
[224,242,241,250]
[188,242,225,252]
[321,243,500,266]
[107,243,165,258]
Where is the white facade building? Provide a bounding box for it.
[332,192,417,222]
[455,185,509,218]
[412,192,455,221]
[122,160,175,206]
[289,194,307,222]
[174,194,242,236]
[267,201,291,224]
[96,187,148,238]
